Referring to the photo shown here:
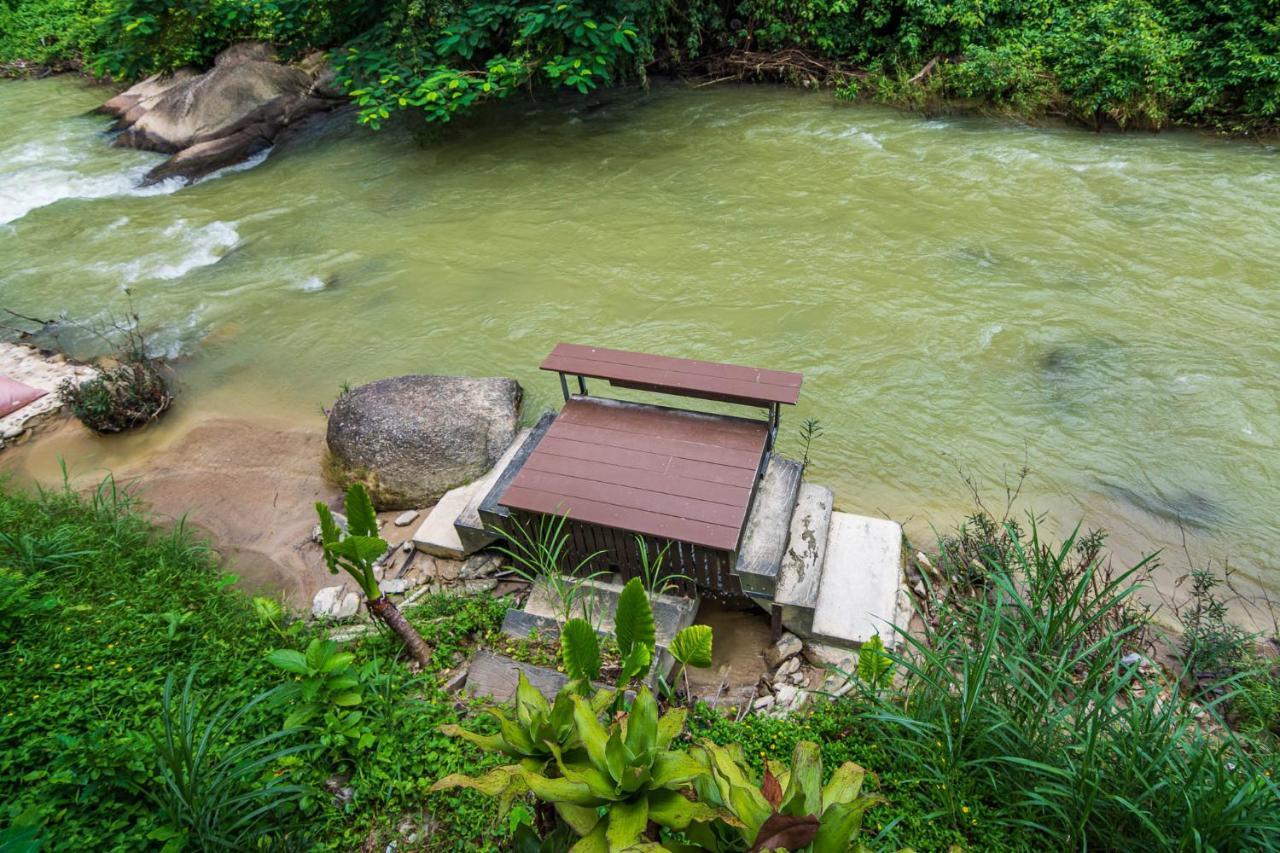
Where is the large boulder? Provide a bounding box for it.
[102,41,344,183]
[326,376,523,510]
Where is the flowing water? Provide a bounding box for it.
[2,76,1277,605]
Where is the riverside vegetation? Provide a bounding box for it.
[1,0,1278,133]
[0,472,1277,850]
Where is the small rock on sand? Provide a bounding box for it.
[394,510,420,527]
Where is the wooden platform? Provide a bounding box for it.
[497,396,770,552]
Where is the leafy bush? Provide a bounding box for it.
[61,359,171,433]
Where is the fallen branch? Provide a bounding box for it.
[908,54,942,85]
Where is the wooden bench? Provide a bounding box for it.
[540,342,802,448]
[494,344,803,600]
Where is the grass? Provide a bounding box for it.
[1,473,1276,850]
[0,475,512,850]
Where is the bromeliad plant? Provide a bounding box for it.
[434,684,882,849]
[434,685,721,848]
[314,484,431,667]
[689,740,882,852]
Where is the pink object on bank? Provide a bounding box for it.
[0,376,48,418]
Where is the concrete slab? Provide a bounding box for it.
[453,426,532,553]
[773,483,833,636]
[411,479,487,559]
[522,576,699,647]
[810,512,905,649]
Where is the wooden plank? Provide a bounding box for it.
[557,398,767,449]
[549,420,762,469]
[533,435,758,488]
[547,343,802,393]
[522,452,751,507]
[543,353,800,407]
[500,484,741,551]
[510,469,748,528]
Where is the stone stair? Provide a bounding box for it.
[734,461,907,650]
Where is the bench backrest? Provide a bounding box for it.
[540,343,802,408]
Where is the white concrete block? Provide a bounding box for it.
[810,512,905,649]
[411,479,487,558]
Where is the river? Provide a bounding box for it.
[1,75,1276,609]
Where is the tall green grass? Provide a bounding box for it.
[864,519,1280,850]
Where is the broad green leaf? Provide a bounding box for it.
[621,641,652,682]
[314,503,341,573]
[780,741,823,818]
[655,707,687,749]
[320,651,355,673]
[568,822,608,853]
[430,765,526,798]
[604,727,628,786]
[561,618,602,683]
[330,690,362,707]
[821,762,867,812]
[521,769,601,807]
[305,638,334,671]
[649,751,705,788]
[625,686,658,761]
[554,802,601,836]
[670,624,714,668]
[494,710,537,755]
[606,798,648,849]
[439,723,510,754]
[613,577,655,659]
[571,694,611,774]
[810,798,881,853]
[646,788,723,830]
[549,746,617,799]
[264,649,308,675]
[344,483,379,537]
[515,670,549,729]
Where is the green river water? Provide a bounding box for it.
[1,76,1276,603]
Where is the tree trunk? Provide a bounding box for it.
[367,596,432,668]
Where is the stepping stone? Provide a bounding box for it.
[453,424,539,553]
[772,482,833,636]
[810,512,905,649]
[734,455,803,601]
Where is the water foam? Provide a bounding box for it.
[92,219,241,283]
[0,123,270,226]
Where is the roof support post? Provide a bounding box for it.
[558,371,570,402]
[577,375,588,396]
[767,403,780,450]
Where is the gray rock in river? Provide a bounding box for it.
[101,42,345,184]
[326,375,522,511]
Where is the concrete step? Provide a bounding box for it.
[410,479,488,559]
[810,512,906,649]
[452,426,533,553]
[733,455,802,601]
[505,575,699,681]
[771,483,834,636]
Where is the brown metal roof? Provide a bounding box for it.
[498,397,769,551]
[540,343,803,407]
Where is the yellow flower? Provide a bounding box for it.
[53,663,60,669]
[86,665,93,672]
[962,806,970,814]
[971,819,978,826]
[126,666,134,673]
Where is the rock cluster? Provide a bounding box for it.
[100,42,345,184]
[0,343,98,449]
[311,547,507,632]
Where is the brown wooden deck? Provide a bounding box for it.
[499,397,770,552]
